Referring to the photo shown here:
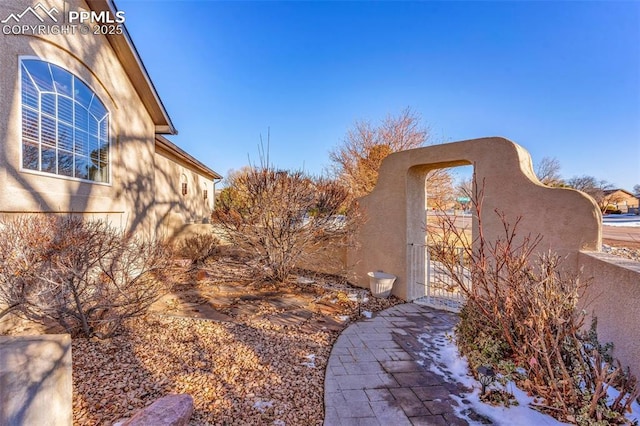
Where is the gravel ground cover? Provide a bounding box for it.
[602,244,640,262]
[71,257,403,425]
[5,245,638,425]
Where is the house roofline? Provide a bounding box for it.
[155,135,222,180]
[604,188,636,197]
[89,0,177,135]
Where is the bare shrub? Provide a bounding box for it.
[212,167,356,283]
[175,232,220,267]
[0,215,177,338]
[429,179,639,424]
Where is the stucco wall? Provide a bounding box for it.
[578,252,640,375]
[154,149,214,239]
[348,137,601,299]
[0,0,157,237]
[349,136,639,373]
[0,334,73,426]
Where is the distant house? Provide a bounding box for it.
[602,189,639,214]
[0,0,221,238]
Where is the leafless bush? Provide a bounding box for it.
[429,179,639,424]
[175,232,221,267]
[0,215,177,338]
[212,167,357,283]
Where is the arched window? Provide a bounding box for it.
[21,59,110,183]
[181,174,188,195]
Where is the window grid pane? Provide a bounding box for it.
[41,115,56,147]
[75,156,89,180]
[24,60,54,92]
[58,122,73,152]
[74,129,88,156]
[89,135,99,162]
[21,68,38,109]
[22,107,39,142]
[51,65,73,97]
[21,60,110,183]
[88,119,98,137]
[41,146,56,174]
[59,152,73,177]
[58,96,73,124]
[41,93,56,117]
[74,104,89,131]
[23,142,39,170]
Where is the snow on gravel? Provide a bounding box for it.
[301,354,316,368]
[252,400,274,412]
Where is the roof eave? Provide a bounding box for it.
[88,0,177,135]
[155,135,222,180]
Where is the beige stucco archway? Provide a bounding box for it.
[348,137,602,300]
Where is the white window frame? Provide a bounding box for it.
[19,56,112,185]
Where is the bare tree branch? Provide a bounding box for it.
[535,156,563,187]
[565,175,614,211]
[330,107,452,205]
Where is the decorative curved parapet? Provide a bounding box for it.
[347,137,602,300]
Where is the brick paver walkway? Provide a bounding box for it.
[324,303,473,426]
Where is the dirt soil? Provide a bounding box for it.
[6,256,401,425]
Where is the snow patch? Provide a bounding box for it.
[301,353,316,368]
[362,311,373,319]
[417,332,568,425]
[296,276,315,284]
[603,216,640,227]
[607,386,640,423]
[418,331,640,425]
[253,400,274,412]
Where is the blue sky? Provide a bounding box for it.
[117,0,639,190]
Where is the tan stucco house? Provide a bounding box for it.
[0,0,221,239]
[602,189,639,214]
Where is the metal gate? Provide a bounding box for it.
[408,243,469,312]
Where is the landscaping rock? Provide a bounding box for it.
[603,244,640,262]
[69,261,404,424]
[118,394,193,426]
